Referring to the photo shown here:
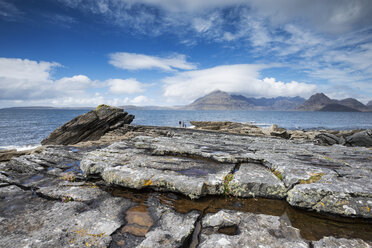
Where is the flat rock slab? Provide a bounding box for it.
[199,210,309,248]
[313,236,372,248]
[81,141,235,199]
[0,184,134,248]
[229,163,287,199]
[80,126,372,218]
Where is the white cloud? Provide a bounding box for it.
[107,78,146,94]
[130,95,150,104]
[109,52,196,71]
[0,57,150,108]
[163,64,317,103]
[0,58,59,81]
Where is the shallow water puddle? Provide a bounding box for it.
[108,186,372,242]
[176,168,212,177]
[121,205,154,236]
[63,161,83,174]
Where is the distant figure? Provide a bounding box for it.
[182,121,185,128]
[179,121,182,128]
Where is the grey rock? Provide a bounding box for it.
[287,177,372,218]
[0,184,134,248]
[199,210,309,248]
[41,104,134,145]
[80,125,372,218]
[229,163,287,199]
[266,124,290,139]
[7,146,83,173]
[0,149,26,162]
[137,197,200,248]
[313,236,372,247]
[81,141,234,199]
[314,133,344,146]
[346,129,372,147]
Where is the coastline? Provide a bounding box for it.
[1,107,372,247]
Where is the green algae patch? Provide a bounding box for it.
[95,104,120,111]
[223,173,234,195]
[270,169,283,181]
[299,173,325,184]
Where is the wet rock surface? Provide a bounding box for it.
[41,105,134,146]
[1,124,372,247]
[81,125,372,218]
[199,210,309,248]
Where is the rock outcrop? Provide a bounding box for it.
[78,125,372,218]
[314,133,345,146]
[1,124,372,247]
[346,129,372,147]
[41,104,134,145]
[191,121,372,148]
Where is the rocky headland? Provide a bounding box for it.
[1,105,372,247]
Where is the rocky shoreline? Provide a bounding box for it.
[1,105,372,247]
[190,121,372,147]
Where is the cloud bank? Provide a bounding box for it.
[0,57,150,107]
[163,64,317,103]
[109,52,196,71]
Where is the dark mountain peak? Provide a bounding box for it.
[367,100,372,106]
[298,93,370,112]
[187,90,253,110]
[297,93,334,111]
[338,98,366,110]
[206,90,229,96]
[308,93,332,103]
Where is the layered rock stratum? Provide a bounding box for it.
[41,104,134,145]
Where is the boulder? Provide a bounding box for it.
[345,129,372,147]
[314,133,344,146]
[266,124,290,139]
[41,104,134,145]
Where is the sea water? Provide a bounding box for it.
[1,108,372,150]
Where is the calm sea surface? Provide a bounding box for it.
[1,108,372,150]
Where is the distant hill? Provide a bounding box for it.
[298,93,370,112]
[319,104,361,112]
[297,93,335,111]
[338,98,368,111]
[185,91,254,110]
[120,105,179,110]
[1,106,94,110]
[367,100,372,107]
[184,90,305,110]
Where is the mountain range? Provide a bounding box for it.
[182,91,372,112]
[297,93,371,112]
[3,91,371,112]
[183,90,306,110]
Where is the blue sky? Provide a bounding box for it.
[1,0,372,107]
